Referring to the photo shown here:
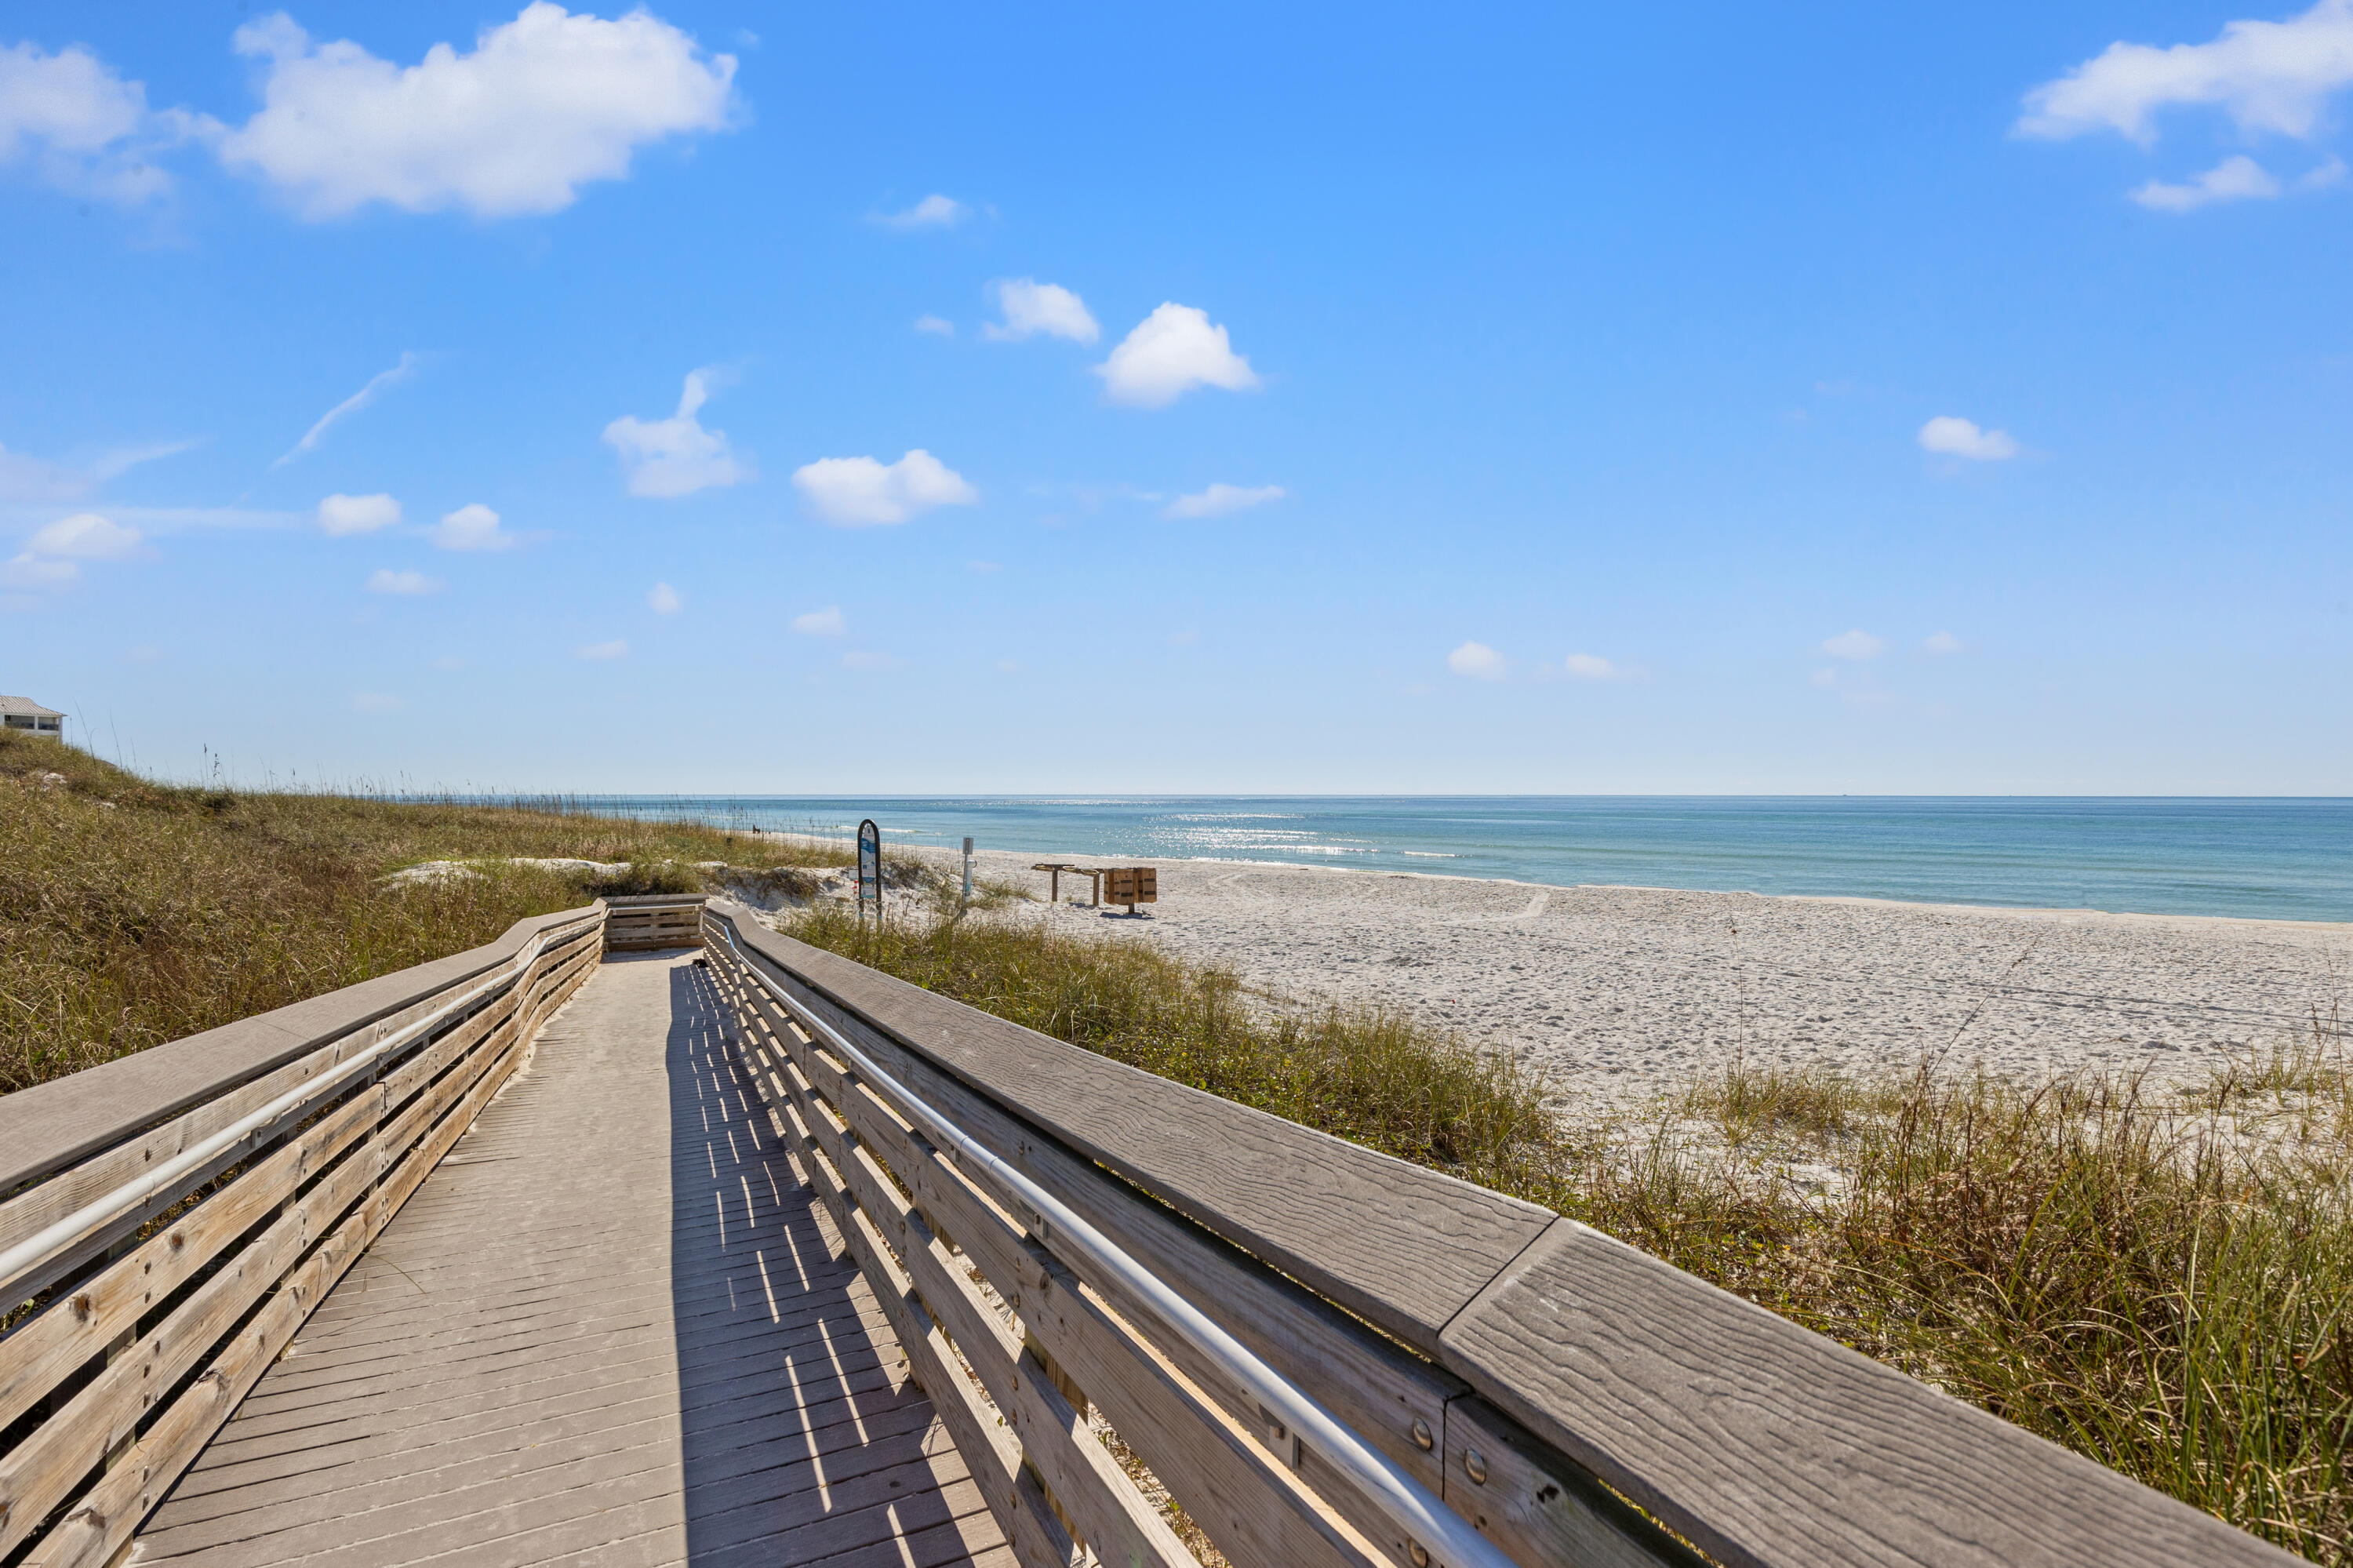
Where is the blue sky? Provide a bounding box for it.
[2,2,2348,793]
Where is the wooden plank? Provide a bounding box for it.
[1012,1243,1383,1568]
[0,906,598,1202]
[1437,1218,2298,1568]
[709,909,1547,1360]
[1441,1392,1705,1568]
[711,922,1463,1504]
[1003,1345,1195,1568]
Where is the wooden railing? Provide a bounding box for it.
[0,903,608,1568]
[697,897,2298,1568]
[0,890,2305,1568]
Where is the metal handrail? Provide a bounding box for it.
[0,910,600,1301]
[713,914,1515,1568]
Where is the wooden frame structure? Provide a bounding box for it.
[0,889,2301,1568]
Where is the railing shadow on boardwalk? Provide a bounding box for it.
[662,960,992,1567]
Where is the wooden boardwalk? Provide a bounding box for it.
[129,951,1011,1568]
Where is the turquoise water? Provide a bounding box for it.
[575,797,2353,922]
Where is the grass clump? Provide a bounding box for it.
[786,901,2353,1563]
[0,735,847,1092]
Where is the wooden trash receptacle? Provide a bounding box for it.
[1103,866,1157,913]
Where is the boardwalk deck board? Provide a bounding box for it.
[132,951,1011,1568]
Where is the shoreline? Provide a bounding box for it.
[915,842,2353,1106]
[803,831,2353,934]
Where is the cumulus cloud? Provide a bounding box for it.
[0,40,212,206]
[364,567,442,594]
[27,512,142,559]
[1821,629,1884,660]
[2019,0,2353,144]
[791,606,846,636]
[983,279,1098,344]
[275,353,419,467]
[1095,304,1259,408]
[575,638,629,660]
[429,502,518,551]
[913,314,955,337]
[1162,482,1285,520]
[1448,640,1507,680]
[602,368,753,498]
[791,449,976,526]
[648,581,682,613]
[318,492,402,535]
[1,555,78,588]
[1562,653,1627,681]
[1925,631,1964,655]
[874,193,965,230]
[1918,415,2020,461]
[217,5,737,219]
[2131,153,2286,209]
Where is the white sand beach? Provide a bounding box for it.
[932,849,2353,1106]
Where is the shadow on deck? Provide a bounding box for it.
[129,952,1009,1568]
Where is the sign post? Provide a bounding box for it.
[962,836,975,908]
[856,819,881,928]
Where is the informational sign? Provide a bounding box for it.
[856,819,881,922]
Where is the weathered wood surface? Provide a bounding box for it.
[0,906,602,1200]
[709,903,2300,1568]
[129,951,1010,1568]
[1439,1219,2298,1568]
[707,909,1553,1359]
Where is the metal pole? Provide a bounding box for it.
[962,836,974,908]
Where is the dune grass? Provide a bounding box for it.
[787,900,2353,1563]
[0,734,847,1092]
[5,737,2344,1556]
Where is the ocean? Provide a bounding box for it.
[570,796,2353,923]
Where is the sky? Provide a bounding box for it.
[1,2,2348,795]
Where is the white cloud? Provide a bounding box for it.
[1924,631,1965,655]
[648,580,683,613]
[874,193,965,230]
[218,5,737,219]
[575,638,629,660]
[318,492,402,535]
[791,606,846,637]
[1562,653,1626,681]
[1,555,77,588]
[983,279,1098,344]
[1095,303,1259,408]
[1918,415,2020,461]
[0,438,198,504]
[2131,153,2285,209]
[429,502,518,551]
[2019,0,2353,144]
[352,692,403,712]
[914,315,955,337]
[1448,640,1507,680]
[275,353,418,467]
[1810,668,1838,689]
[28,512,142,559]
[365,567,442,595]
[1163,482,1286,520]
[602,368,753,497]
[0,40,212,206]
[791,449,976,526]
[1821,629,1884,660]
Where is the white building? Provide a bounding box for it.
[0,696,65,740]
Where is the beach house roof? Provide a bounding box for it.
[0,696,64,719]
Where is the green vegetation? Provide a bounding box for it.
[0,733,847,1092]
[788,903,2353,1564]
[5,737,2343,1558]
